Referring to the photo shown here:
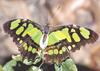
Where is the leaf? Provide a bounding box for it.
[3,57,77,71]
[12,55,33,65]
[3,55,42,71]
[3,60,17,71]
[12,55,22,61]
[3,59,42,71]
[55,58,78,71]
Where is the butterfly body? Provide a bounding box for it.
[3,19,98,64]
[40,34,48,49]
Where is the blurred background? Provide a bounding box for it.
[0,0,100,71]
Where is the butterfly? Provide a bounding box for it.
[3,18,98,64]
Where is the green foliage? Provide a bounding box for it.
[3,60,17,71]
[55,58,77,71]
[3,57,77,71]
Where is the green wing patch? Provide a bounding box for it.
[48,28,72,45]
[3,19,43,61]
[10,19,21,30]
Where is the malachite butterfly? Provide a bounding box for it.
[3,18,98,64]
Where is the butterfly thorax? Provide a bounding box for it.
[40,25,49,49]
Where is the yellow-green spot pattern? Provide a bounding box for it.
[59,50,63,54]
[23,43,27,47]
[54,49,58,55]
[16,26,24,35]
[48,50,53,55]
[19,40,23,43]
[72,33,80,42]
[32,48,36,53]
[24,45,28,50]
[80,27,90,39]
[62,47,66,52]
[23,23,27,27]
[24,42,28,50]
[28,46,32,52]
[72,44,75,48]
[62,28,72,42]
[22,24,35,37]
[10,19,21,30]
[24,43,28,50]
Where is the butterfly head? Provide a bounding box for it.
[43,24,49,34]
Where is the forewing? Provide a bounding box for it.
[44,25,98,64]
[3,19,43,61]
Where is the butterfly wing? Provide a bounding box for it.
[3,19,43,61]
[44,25,98,64]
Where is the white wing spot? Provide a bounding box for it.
[68,46,72,50]
[73,24,77,27]
[71,29,76,32]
